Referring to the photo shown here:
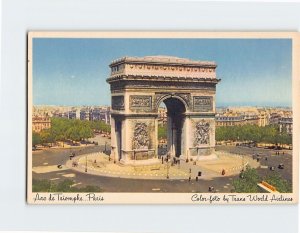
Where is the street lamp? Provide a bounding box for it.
[242,153,245,170]
[186,149,189,163]
[85,155,88,172]
[166,153,170,179]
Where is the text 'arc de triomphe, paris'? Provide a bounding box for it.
[107,56,221,165]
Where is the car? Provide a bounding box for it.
[278,164,284,169]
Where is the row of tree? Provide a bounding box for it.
[216,125,292,145]
[158,125,167,140]
[158,124,292,145]
[32,118,111,146]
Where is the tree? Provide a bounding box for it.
[67,127,81,142]
[80,126,94,141]
[40,129,54,145]
[32,132,41,147]
[215,124,291,145]
[264,172,292,193]
[158,125,167,140]
[232,166,260,193]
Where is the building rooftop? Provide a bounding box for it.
[110,55,217,67]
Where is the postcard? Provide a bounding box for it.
[27,32,299,204]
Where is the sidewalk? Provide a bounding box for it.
[66,152,189,180]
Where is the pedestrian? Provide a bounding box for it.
[189,176,191,182]
[221,169,225,176]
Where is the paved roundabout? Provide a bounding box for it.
[65,151,259,180]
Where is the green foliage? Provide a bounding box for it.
[232,167,292,193]
[232,166,260,193]
[264,172,292,193]
[55,179,76,192]
[78,185,102,192]
[32,179,52,192]
[32,132,41,146]
[40,129,55,144]
[216,125,292,145]
[158,125,167,139]
[32,117,112,146]
[32,179,102,192]
[90,120,111,133]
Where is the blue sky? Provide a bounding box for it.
[32,38,292,107]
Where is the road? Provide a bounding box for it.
[217,145,293,182]
[31,138,293,193]
[32,146,235,193]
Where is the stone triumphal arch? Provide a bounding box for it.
[107,56,220,165]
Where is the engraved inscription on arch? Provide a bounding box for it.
[193,96,213,112]
[112,96,125,110]
[129,95,152,111]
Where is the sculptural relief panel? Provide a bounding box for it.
[132,122,150,150]
[193,120,210,147]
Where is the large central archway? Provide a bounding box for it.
[107,56,220,165]
[159,97,186,158]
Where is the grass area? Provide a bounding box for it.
[32,179,102,192]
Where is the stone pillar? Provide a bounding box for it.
[172,125,177,158]
[110,117,117,161]
[167,115,172,156]
[121,119,128,162]
[184,116,191,161]
[154,117,158,158]
[115,120,121,162]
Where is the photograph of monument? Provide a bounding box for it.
[108,56,219,164]
[27,32,299,204]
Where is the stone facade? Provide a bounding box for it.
[107,56,220,164]
[32,115,51,133]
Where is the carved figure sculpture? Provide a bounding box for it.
[194,121,210,146]
[132,122,150,150]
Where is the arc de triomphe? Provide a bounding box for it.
[106,56,220,165]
